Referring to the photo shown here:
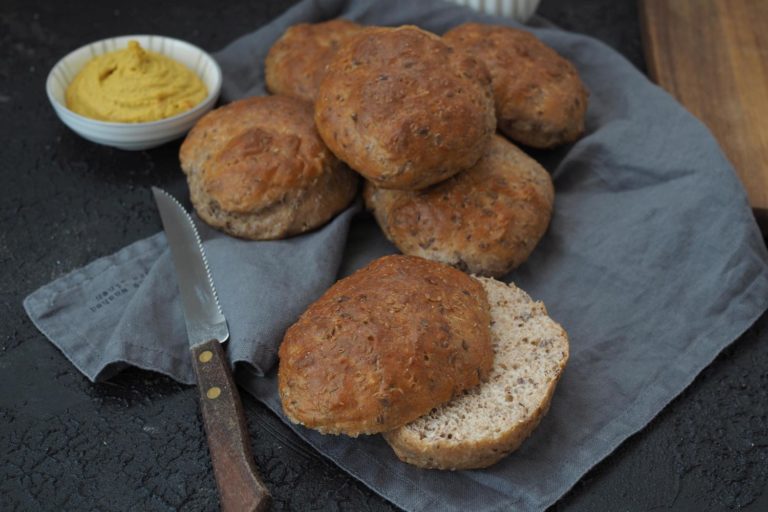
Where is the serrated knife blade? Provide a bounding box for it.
[152,187,270,512]
[152,187,228,347]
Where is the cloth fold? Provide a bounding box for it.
[24,0,768,510]
[24,204,360,384]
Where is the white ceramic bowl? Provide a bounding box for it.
[444,0,541,21]
[46,35,222,151]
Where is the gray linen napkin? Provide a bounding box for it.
[25,0,768,510]
[23,203,360,384]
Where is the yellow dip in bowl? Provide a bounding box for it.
[65,40,208,123]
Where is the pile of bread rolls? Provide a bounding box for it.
[180,19,585,470]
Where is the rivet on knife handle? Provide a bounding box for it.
[192,339,271,512]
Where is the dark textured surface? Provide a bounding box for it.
[1,0,766,510]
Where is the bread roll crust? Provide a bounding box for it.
[315,25,496,190]
[365,135,554,277]
[383,278,569,469]
[180,95,358,240]
[278,255,494,436]
[265,19,363,102]
[444,23,588,149]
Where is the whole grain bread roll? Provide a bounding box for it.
[315,25,496,190]
[364,135,554,277]
[444,23,588,149]
[383,277,569,470]
[265,19,364,102]
[180,95,358,240]
[278,255,494,436]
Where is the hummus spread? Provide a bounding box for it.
[66,40,207,123]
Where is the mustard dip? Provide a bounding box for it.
[65,40,208,123]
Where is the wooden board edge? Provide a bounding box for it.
[637,0,661,84]
[753,208,768,236]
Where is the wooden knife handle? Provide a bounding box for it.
[191,339,271,512]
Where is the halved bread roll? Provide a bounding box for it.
[278,255,494,436]
[383,277,569,470]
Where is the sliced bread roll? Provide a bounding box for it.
[278,255,494,436]
[383,277,569,470]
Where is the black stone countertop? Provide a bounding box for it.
[1,0,767,510]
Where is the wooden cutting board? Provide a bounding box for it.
[640,0,768,227]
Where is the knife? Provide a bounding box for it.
[152,187,270,512]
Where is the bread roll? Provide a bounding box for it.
[365,135,554,277]
[180,95,358,240]
[278,255,494,436]
[383,277,569,469]
[265,19,363,102]
[444,23,588,149]
[315,25,496,190]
